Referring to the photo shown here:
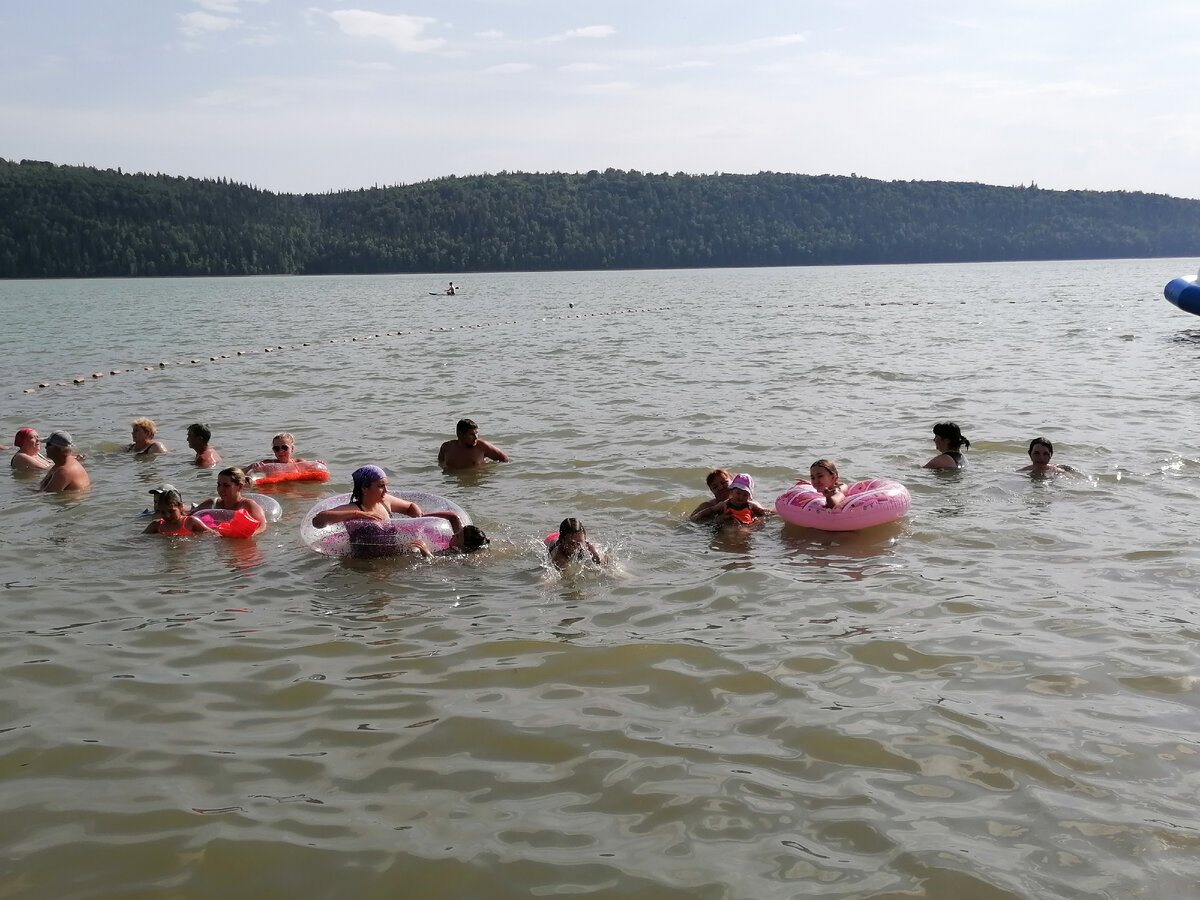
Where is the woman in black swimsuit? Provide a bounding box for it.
[924,422,970,469]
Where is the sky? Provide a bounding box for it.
[2,1,1199,198]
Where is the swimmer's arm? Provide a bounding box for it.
[385,497,423,518]
[312,506,374,527]
[142,519,162,534]
[587,542,606,564]
[186,516,215,534]
[924,454,955,470]
[425,511,462,530]
[824,487,846,509]
[437,441,450,465]
[242,498,267,522]
[689,499,722,522]
[481,440,509,462]
[750,501,772,518]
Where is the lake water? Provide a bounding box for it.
[3,259,1200,899]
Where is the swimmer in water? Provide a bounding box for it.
[925,422,970,470]
[190,467,268,531]
[187,423,221,468]
[143,486,214,535]
[311,466,434,557]
[689,468,733,521]
[251,432,306,467]
[700,473,771,524]
[39,431,90,493]
[1019,437,1075,476]
[547,517,606,568]
[127,418,168,456]
[11,428,52,471]
[807,459,847,509]
[438,418,510,469]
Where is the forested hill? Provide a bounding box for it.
[3,157,1200,278]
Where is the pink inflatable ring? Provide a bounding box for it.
[775,478,911,532]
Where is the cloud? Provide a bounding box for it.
[660,60,712,71]
[544,25,616,42]
[324,10,445,53]
[559,62,609,73]
[483,63,534,74]
[476,29,504,39]
[180,11,242,37]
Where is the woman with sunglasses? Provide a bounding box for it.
[252,432,308,466]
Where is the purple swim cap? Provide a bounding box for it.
[351,465,386,488]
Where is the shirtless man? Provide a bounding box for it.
[11,428,52,471]
[438,419,509,469]
[186,423,221,468]
[40,431,90,493]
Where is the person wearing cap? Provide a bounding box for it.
[689,468,733,521]
[39,431,91,493]
[186,423,221,468]
[127,418,168,456]
[692,473,771,524]
[312,465,457,557]
[11,428,52,472]
[310,466,428,528]
[438,419,509,469]
[143,485,214,535]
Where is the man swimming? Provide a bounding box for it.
[438,419,510,469]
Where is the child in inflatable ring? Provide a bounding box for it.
[808,459,848,509]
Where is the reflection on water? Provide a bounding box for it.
[4,260,1200,898]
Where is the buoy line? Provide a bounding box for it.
[18,306,674,395]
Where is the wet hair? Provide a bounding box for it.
[132,417,157,437]
[218,466,250,487]
[14,427,36,445]
[933,422,970,451]
[558,517,586,538]
[705,468,732,489]
[461,525,489,551]
[1028,437,1054,457]
[188,423,211,443]
[272,432,295,447]
[456,418,478,435]
[152,489,183,508]
[810,459,840,481]
[350,465,386,505]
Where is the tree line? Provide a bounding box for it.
[2,157,1199,278]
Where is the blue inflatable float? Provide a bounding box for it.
[1165,276,1200,317]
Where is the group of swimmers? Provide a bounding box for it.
[9,416,1076,565]
[8,416,606,569]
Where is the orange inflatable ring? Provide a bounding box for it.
[247,460,330,485]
